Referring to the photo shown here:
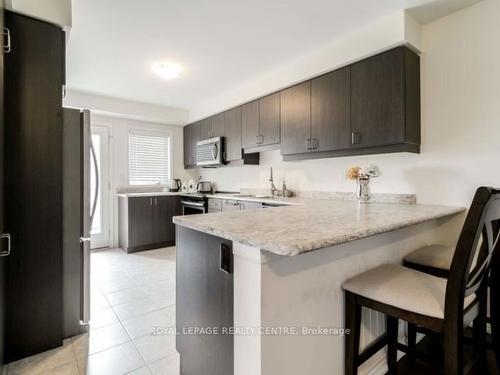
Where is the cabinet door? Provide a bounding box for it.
[311,67,351,152]
[259,93,280,146]
[222,200,241,211]
[183,125,191,167]
[241,100,259,148]
[0,1,5,368]
[4,12,65,361]
[190,123,200,165]
[128,197,153,247]
[224,107,242,161]
[207,198,222,211]
[239,201,262,210]
[199,118,212,140]
[280,81,311,155]
[176,227,233,375]
[153,197,169,244]
[350,47,405,148]
[212,113,225,138]
[153,196,181,244]
[167,196,181,243]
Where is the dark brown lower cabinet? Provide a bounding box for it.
[118,195,181,253]
[176,226,233,375]
[4,11,65,362]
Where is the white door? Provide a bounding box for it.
[90,125,110,249]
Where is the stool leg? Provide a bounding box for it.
[407,323,417,352]
[473,289,488,373]
[444,323,464,375]
[386,316,398,373]
[345,292,361,375]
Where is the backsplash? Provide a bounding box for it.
[239,188,417,204]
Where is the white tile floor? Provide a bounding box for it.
[3,247,180,375]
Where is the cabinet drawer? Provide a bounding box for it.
[240,201,262,210]
[222,199,241,211]
[208,198,222,211]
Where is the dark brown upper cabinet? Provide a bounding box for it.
[241,100,259,149]
[199,118,213,140]
[258,93,280,147]
[212,113,225,138]
[280,81,311,155]
[224,107,242,162]
[350,46,420,149]
[183,122,200,168]
[241,93,280,151]
[184,108,259,167]
[184,46,420,165]
[310,66,351,152]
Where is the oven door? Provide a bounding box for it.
[182,200,206,215]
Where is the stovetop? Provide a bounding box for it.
[180,191,239,199]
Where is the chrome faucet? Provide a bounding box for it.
[269,167,278,196]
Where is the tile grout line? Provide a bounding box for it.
[68,339,83,375]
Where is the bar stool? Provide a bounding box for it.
[403,196,500,362]
[343,187,500,374]
[404,244,454,278]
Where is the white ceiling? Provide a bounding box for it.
[66,0,477,112]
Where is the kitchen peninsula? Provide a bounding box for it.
[173,196,464,375]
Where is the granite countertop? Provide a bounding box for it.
[173,199,465,256]
[117,192,180,198]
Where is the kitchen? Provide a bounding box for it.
[1,0,500,375]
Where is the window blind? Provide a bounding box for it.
[129,131,170,185]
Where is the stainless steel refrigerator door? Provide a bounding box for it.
[81,109,92,324]
[63,108,87,337]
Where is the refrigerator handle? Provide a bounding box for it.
[90,139,99,227]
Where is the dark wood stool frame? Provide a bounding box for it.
[404,207,500,366]
[345,187,500,374]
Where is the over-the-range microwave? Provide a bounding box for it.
[196,136,225,167]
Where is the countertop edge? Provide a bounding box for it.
[173,205,465,256]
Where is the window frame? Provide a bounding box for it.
[127,128,172,187]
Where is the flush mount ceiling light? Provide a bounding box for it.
[151,61,183,80]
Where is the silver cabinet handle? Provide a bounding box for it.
[1,233,11,256]
[3,27,11,54]
[80,237,91,243]
[305,138,311,150]
[351,132,361,145]
[150,198,153,206]
[313,138,319,150]
[155,197,158,206]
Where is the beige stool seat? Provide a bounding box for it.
[404,245,455,271]
[343,264,474,319]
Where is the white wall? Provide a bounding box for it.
[198,0,500,207]
[65,89,189,125]
[91,114,196,247]
[6,0,71,28]
[190,10,421,122]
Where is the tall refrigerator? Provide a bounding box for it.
[63,108,95,337]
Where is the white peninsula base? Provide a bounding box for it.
[233,214,463,375]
